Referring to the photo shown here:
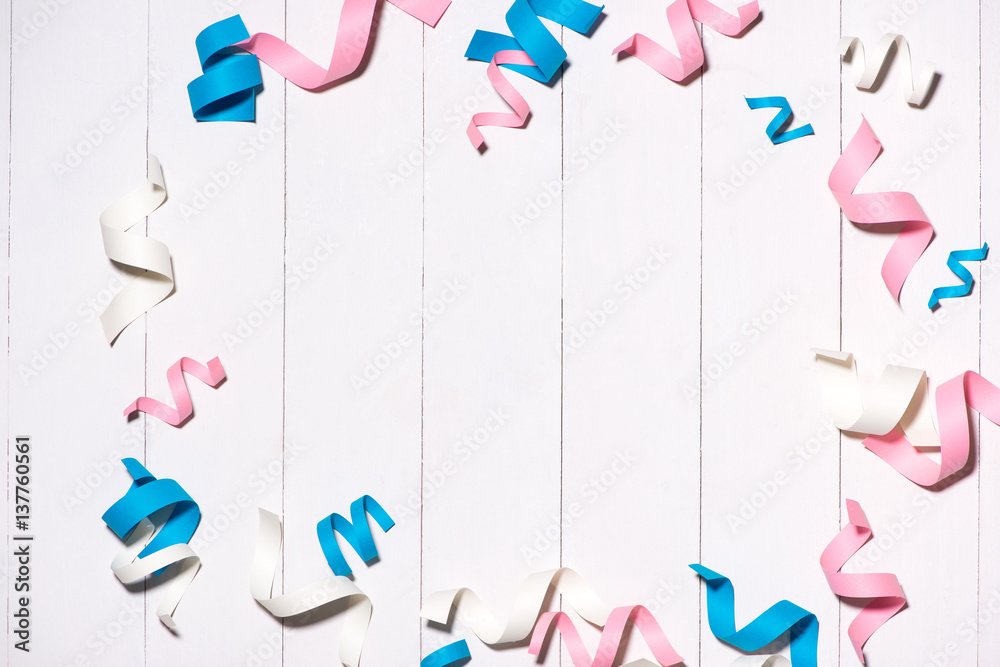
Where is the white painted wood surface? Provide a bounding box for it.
[3,0,995,665]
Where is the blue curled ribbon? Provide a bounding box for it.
[465,0,604,83]
[745,96,814,145]
[421,639,471,667]
[187,15,262,122]
[691,564,818,667]
[101,459,200,575]
[928,242,989,309]
[316,495,394,576]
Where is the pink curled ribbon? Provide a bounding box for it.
[820,500,906,664]
[829,117,934,303]
[231,0,449,91]
[124,357,226,426]
[613,0,760,82]
[529,605,684,666]
[468,50,535,149]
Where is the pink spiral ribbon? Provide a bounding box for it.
[612,0,760,82]
[231,0,450,91]
[529,605,684,666]
[124,357,226,426]
[829,117,934,303]
[468,50,535,149]
[820,500,906,664]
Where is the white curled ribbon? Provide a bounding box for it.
[838,34,937,107]
[812,349,939,449]
[420,568,612,645]
[99,155,173,344]
[251,509,373,667]
[111,518,201,629]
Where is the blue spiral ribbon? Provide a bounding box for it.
[691,564,818,667]
[187,15,262,122]
[928,242,989,309]
[421,639,471,667]
[745,96,814,144]
[102,459,200,574]
[465,0,604,84]
[316,495,394,576]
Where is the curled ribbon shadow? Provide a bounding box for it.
[830,117,934,303]
[99,155,172,344]
[745,96,814,144]
[821,500,906,664]
[317,495,394,576]
[124,356,226,426]
[613,0,759,83]
[928,243,989,310]
[101,459,201,629]
[839,34,937,107]
[529,605,684,666]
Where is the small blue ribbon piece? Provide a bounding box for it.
[928,242,989,309]
[316,495,395,576]
[745,96,815,144]
[187,15,262,121]
[421,639,472,667]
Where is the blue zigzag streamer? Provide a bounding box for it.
[691,564,819,667]
[187,15,262,122]
[421,640,471,667]
[745,96,814,145]
[316,495,395,576]
[465,0,604,84]
[102,458,200,575]
[928,242,989,309]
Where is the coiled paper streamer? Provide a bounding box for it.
[814,350,1000,486]
[613,0,760,83]
[820,500,906,664]
[420,568,611,644]
[839,34,937,107]
[745,96,814,145]
[317,495,394,576]
[529,605,684,666]
[252,509,373,667]
[463,0,604,148]
[101,458,201,628]
[99,155,173,344]
[830,117,933,303]
[187,15,262,121]
[124,356,226,426]
[928,243,989,309]
[421,640,471,667]
[691,564,818,667]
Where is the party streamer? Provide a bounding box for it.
[821,499,906,664]
[529,605,684,666]
[420,568,611,644]
[928,243,989,309]
[187,15,262,121]
[124,356,226,426]
[839,34,937,107]
[99,155,173,344]
[101,459,201,628]
[691,565,818,667]
[317,495,394,576]
[830,117,933,303]
[745,96,814,144]
[421,640,471,667]
[612,0,760,83]
[463,0,604,148]
[252,509,373,667]
[815,351,1000,486]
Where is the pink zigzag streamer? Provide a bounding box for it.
[232,0,450,91]
[529,605,684,667]
[612,0,760,82]
[829,117,934,303]
[468,50,535,149]
[125,357,226,426]
[820,500,906,664]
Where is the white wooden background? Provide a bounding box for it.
[2,0,996,665]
